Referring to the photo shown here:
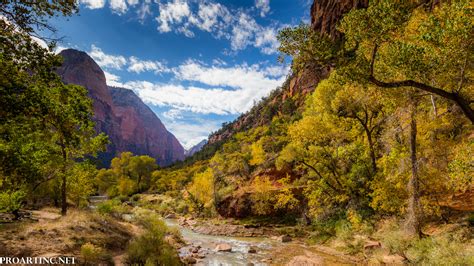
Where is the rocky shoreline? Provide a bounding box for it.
[177,217,283,238]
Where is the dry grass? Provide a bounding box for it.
[0,208,133,259]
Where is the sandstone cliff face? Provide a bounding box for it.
[310,0,368,39]
[110,87,184,165]
[57,49,122,164]
[57,49,184,166]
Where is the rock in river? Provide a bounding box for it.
[215,243,232,252]
[278,235,292,243]
[248,246,258,253]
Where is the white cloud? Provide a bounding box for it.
[263,65,290,77]
[116,61,287,115]
[212,58,227,66]
[88,45,172,75]
[174,60,282,92]
[54,45,68,54]
[163,109,184,120]
[128,56,168,74]
[89,45,127,70]
[165,119,220,149]
[137,2,152,22]
[254,27,279,55]
[104,71,124,87]
[80,0,106,9]
[191,2,231,34]
[150,1,280,54]
[31,36,49,49]
[230,12,259,51]
[156,0,191,33]
[255,0,270,17]
[110,0,128,14]
[127,0,139,6]
[76,0,281,54]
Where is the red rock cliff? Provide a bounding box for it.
[56,49,184,166]
[110,87,184,165]
[310,0,369,39]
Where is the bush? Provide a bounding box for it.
[376,226,413,255]
[117,195,129,203]
[0,190,26,215]
[334,219,353,241]
[117,177,136,196]
[126,212,181,265]
[80,242,110,265]
[405,232,474,265]
[468,212,474,226]
[96,199,128,216]
[131,194,140,202]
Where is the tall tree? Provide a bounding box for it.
[1,0,107,215]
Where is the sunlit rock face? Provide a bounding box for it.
[310,0,369,39]
[57,49,184,166]
[110,86,184,165]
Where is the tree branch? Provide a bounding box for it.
[368,45,474,124]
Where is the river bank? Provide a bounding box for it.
[2,195,471,265]
[166,218,360,265]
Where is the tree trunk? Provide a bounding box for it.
[137,175,142,193]
[60,143,68,216]
[61,172,67,215]
[406,101,422,237]
[366,127,377,175]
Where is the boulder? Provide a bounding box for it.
[182,256,197,264]
[215,243,232,252]
[187,219,198,226]
[278,235,292,243]
[382,254,405,264]
[364,240,381,250]
[121,214,134,222]
[248,246,257,253]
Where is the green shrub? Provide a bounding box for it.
[406,236,473,265]
[131,194,140,202]
[377,228,413,255]
[117,195,129,203]
[96,199,127,216]
[468,212,474,226]
[334,219,353,241]
[0,190,26,215]
[80,242,110,265]
[126,212,181,265]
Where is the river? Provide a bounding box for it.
[165,219,356,266]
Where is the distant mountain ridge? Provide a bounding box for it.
[184,140,207,157]
[56,49,184,166]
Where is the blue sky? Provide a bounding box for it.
[49,0,311,149]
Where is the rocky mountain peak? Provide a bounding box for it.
[56,49,184,166]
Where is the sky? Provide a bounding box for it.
[49,0,311,149]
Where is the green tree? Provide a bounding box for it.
[278,0,473,237]
[186,168,214,215]
[0,0,108,215]
[96,153,157,197]
[48,83,107,215]
[129,155,157,192]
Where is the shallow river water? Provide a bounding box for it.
[165,219,355,266]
